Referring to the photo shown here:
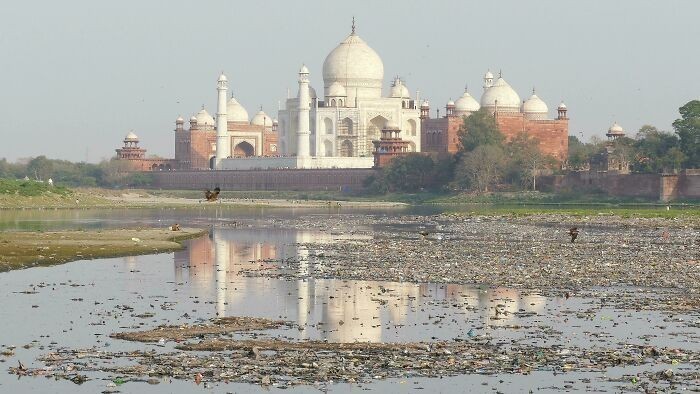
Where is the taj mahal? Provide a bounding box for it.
[218,21,421,170]
[115,21,568,172]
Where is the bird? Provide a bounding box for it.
[204,187,221,202]
[568,227,579,243]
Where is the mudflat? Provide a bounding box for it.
[0,227,206,271]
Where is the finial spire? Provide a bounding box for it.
[499,69,502,78]
[351,16,356,35]
[532,87,536,95]
[465,84,468,93]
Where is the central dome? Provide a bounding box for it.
[480,77,521,113]
[322,31,384,103]
[226,97,249,123]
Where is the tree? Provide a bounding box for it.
[455,145,506,193]
[26,156,53,181]
[506,134,556,190]
[457,108,504,153]
[672,100,700,168]
[632,125,683,173]
[382,154,435,192]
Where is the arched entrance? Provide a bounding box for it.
[340,140,353,157]
[233,141,255,157]
[340,118,354,135]
[324,118,333,135]
[368,115,388,140]
[323,140,333,157]
[209,156,216,169]
[405,119,417,136]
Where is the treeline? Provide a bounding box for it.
[367,100,700,194]
[563,100,699,173]
[0,156,152,188]
[366,108,557,194]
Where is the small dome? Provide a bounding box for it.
[299,64,309,74]
[558,102,567,110]
[484,70,494,79]
[389,77,410,98]
[455,91,480,114]
[251,110,273,127]
[218,73,227,82]
[327,81,347,97]
[446,100,455,107]
[226,97,249,123]
[421,100,430,108]
[175,115,184,124]
[522,91,549,116]
[608,122,624,134]
[273,118,278,125]
[480,77,521,112]
[195,108,215,126]
[384,119,400,130]
[124,131,138,141]
[189,115,197,123]
[309,85,317,99]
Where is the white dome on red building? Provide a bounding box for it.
[480,77,521,113]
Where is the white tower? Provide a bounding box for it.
[215,73,229,169]
[296,65,311,157]
[483,70,494,90]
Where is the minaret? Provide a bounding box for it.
[296,65,311,157]
[215,72,229,169]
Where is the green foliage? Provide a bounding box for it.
[0,178,72,196]
[382,154,436,192]
[457,109,504,152]
[503,133,556,190]
[632,125,685,173]
[455,145,506,192]
[27,156,54,181]
[672,100,700,168]
[0,156,153,188]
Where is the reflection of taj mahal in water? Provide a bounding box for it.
[172,227,546,343]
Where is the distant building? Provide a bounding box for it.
[372,119,412,168]
[115,132,175,171]
[275,24,421,166]
[590,122,630,174]
[174,101,279,170]
[420,72,569,163]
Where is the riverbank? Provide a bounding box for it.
[0,188,407,209]
[0,227,206,271]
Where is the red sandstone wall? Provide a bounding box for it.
[263,132,279,156]
[542,171,700,201]
[495,115,569,162]
[422,114,568,162]
[150,169,377,191]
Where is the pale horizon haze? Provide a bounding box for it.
[1,0,698,163]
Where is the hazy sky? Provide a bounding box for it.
[1,0,698,162]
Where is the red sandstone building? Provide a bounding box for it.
[175,104,279,170]
[421,72,569,164]
[372,120,412,167]
[115,132,176,171]
[116,100,279,172]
